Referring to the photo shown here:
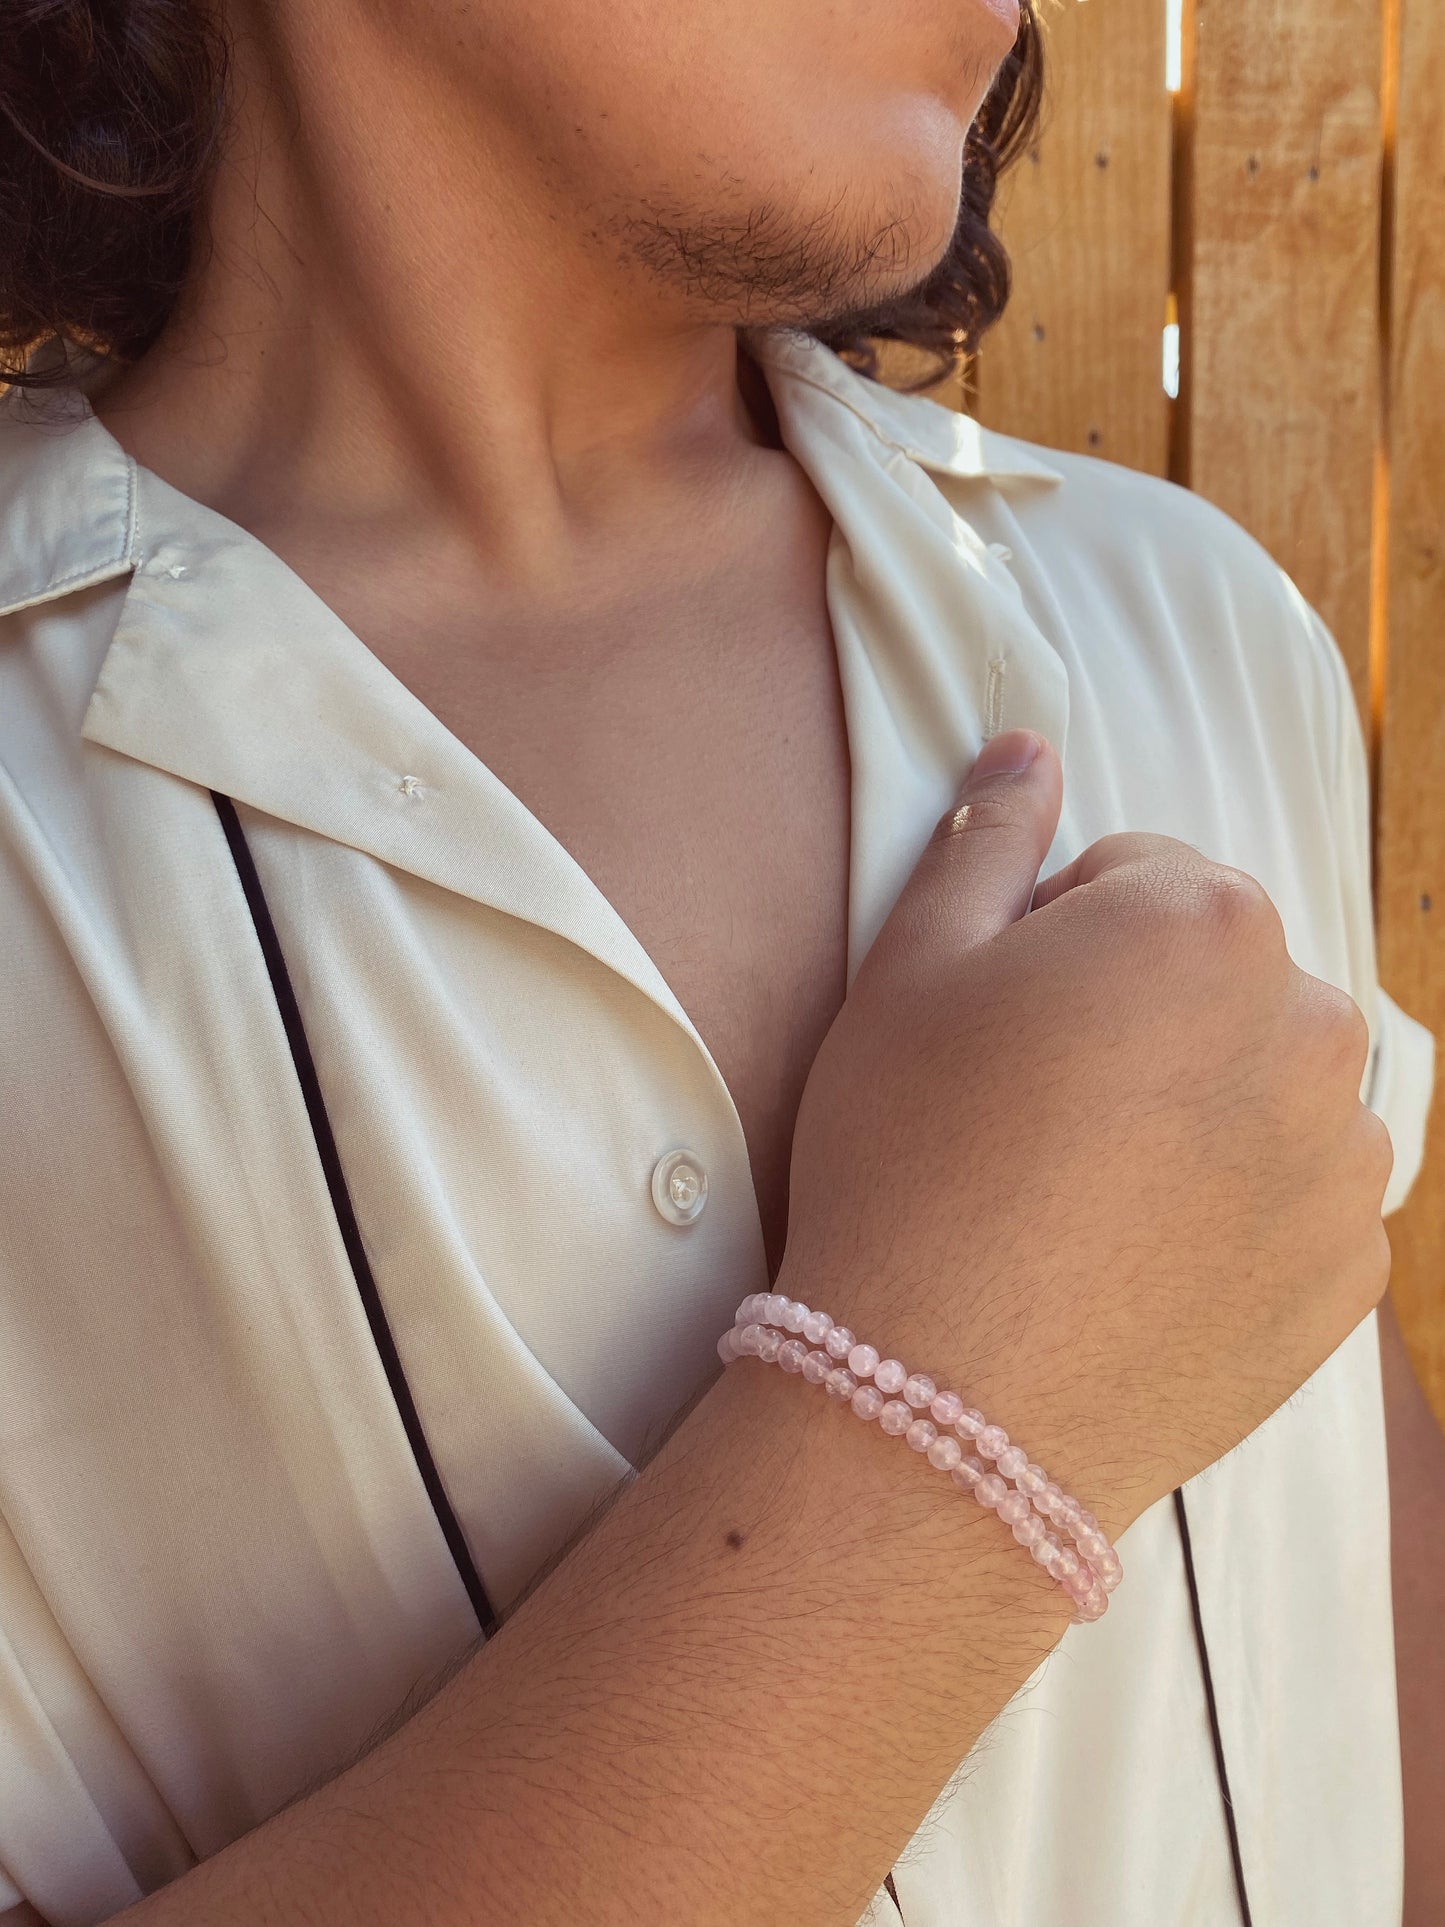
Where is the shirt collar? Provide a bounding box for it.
[0,332,1068,1023]
[753,329,1065,486]
[0,384,139,618]
[0,329,1060,623]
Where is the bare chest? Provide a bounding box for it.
[311,522,852,1282]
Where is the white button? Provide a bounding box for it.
[651,1149,708,1226]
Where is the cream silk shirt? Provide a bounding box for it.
[0,329,1435,1927]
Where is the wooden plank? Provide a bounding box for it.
[1376,0,1445,1422]
[974,0,1173,475]
[1177,0,1384,719]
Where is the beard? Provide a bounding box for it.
[594,167,965,335]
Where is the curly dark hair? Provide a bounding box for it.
[0,0,1044,394]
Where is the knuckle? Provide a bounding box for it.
[1080,832,1207,899]
[1083,830,1176,871]
[1309,979,1372,1081]
[1360,1219,1393,1309]
[1328,1216,1392,1332]
[1112,857,1285,968]
[1359,1105,1396,1194]
[1334,993,1372,1081]
[1187,863,1279,945]
[1089,847,1192,924]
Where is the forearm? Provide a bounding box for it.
[117,1317,1073,1927]
[1378,1291,1445,1927]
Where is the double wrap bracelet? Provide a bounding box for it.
[717,1291,1122,1623]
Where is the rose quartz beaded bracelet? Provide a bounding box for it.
[717,1291,1122,1623]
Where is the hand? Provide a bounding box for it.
[778,730,1393,1536]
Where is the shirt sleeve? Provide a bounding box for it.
[1303,591,1436,1217]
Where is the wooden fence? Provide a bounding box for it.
[886,0,1445,1418]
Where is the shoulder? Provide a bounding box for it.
[964,419,1318,631]
[931,421,1355,766]
[1000,433,1303,613]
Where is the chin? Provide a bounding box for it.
[737,166,962,333]
[828,133,968,309]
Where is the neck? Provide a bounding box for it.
[90,0,780,594]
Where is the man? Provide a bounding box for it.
[0,0,1439,1921]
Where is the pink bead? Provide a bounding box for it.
[764,1293,790,1326]
[756,1328,783,1363]
[878,1400,912,1436]
[955,1408,986,1439]
[958,1454,987,1485]
[1034,1536,1065,1573]
[927,1435,963,1472]
[1075,1587,1108,1624]
[739,1323,766,1355]
[1076,1526,1109,1561]
[903,1373,937,1410]
[996,1491,1032,1526]
[801,1310,834,1345]
[930,1389,964,1427]
[1078,1510,1100,1532]
[996,1445,1029,1480]
[1064,1566,1094,1603]
[905,1418,938,1454]
[1017,1462,1048,1495]
[801,1350,832,1385]
[847,1343,880,1380]
[851,1385,885,1422]
[976,1473,1009,1508]
[716,1329,738,1363]
[1054,1546,1082,1580]
[824,1325,857,1361]
[874,1358,907,1396]
[781,1300,810,1334]
[777,1339,808,1373]
[950,1461,982,1493]
[825,1367,858,1401]
[977,1424,1010,1461]
[1094,1549,1124,1589]
[1011,1513,1047,1547]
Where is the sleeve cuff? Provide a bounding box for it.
[1366,987,1436,1217]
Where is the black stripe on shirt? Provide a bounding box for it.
[212,789,499,1640]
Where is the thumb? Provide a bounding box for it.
[880,730,1064,959]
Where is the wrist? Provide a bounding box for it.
[705,1322,1080,1656]
[773,1257,1145,1550]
